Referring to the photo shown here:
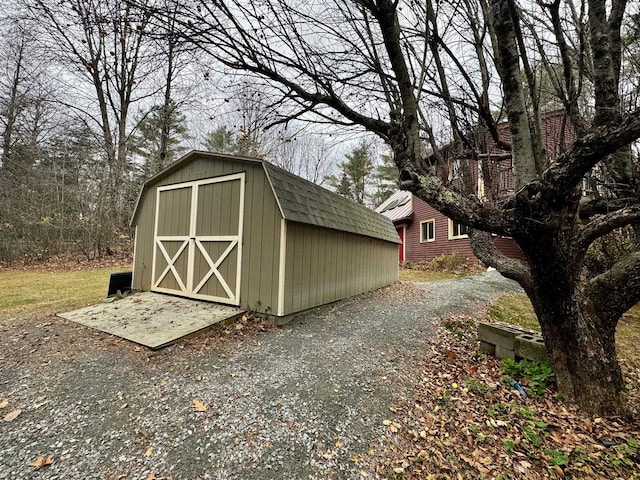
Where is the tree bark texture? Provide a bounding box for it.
[515,229,628,415]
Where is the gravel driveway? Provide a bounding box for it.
[0,272,520,479]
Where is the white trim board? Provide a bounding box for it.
[151,173,245,306]
[277,219,287,316]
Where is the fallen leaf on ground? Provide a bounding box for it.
[3,409,21,422]
[146,473,156,480]
[0,399,9,409]
[27,455,54,469]
[372,315,640,479]
[192,399,208,412]
[144,446,153,457]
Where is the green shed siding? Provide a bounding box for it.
[156,186,191,236]
[132,151,399,317]
[154,240,189,291]
[195,179,242,237]
[132,157,282,313]
[132,197,156,291]
[282,222,398,315]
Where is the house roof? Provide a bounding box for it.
[131,151,400,244]
[375,190,413,223]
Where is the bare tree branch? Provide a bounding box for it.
[575,205,640,255]
[588,250,640,324]
[517,108,640,213]
[469,229,532,291]
[489,0,538,188]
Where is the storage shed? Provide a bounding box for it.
[130,151,399,317]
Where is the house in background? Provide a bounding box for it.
[376,190,522,263]
[377,110,576,264]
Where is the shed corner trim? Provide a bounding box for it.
[261,162,286,220]
[277,219,287,316]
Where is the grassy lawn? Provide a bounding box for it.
[0,265,132,321]
[399,254,486,282]
[399,268,456,282]
[489,293,640,368]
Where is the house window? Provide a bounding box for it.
[452,159,462,179]
[498,169,507,191]
[449,219,469,239]
[420,220,435,243]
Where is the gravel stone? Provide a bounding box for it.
[0,272,521,479]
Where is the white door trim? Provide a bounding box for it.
[151,173,245,305]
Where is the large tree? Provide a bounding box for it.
[132,100,189,177]
[155,0,640,414]
[371,152,400,207]
[26,0,160,240]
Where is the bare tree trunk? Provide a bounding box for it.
[518,232,627,414]
[1,30,26,171]
[157,6,179,173]
[532,289,625,414]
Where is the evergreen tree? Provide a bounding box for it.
[132,101,189,178]
[332,171,354,200]
[205,126,238,154]
[370,153,399,206]
[327,142,374,204]
[343,142,374,204]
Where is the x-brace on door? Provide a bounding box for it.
[151,173,245,305]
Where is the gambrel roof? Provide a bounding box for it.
[131,151,400,244]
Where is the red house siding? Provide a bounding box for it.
[402,196,524,263]
[441,110,576,200]
[378,111,573,264]
[477,109,575,160]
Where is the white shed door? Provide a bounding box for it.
[151,173,245,305]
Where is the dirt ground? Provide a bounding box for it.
[0,273,521,479]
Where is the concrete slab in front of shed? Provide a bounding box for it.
[58,292,245,349]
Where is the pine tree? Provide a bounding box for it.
[335,171,354,199]
[370,153,399,206]
[204,126,238,154]
[326,142,375,204]
[344,143,373,204]
[132,101,189,178]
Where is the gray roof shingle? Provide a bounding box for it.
[263,162,400,244]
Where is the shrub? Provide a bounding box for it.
[402,252,484,275]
